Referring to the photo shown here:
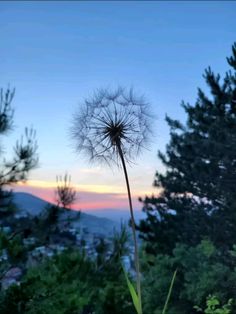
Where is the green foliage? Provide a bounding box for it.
[38,204,60,237]
[96,279,135,314]
[0,231,26,267]
[112,222,130,258]
[142,240,236,314]
[194,295,233,314]
[32,200,81,248]
[123,267,141,314]
[0,238,135,314]
[0,250,93,314]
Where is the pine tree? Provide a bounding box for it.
[0,87,38,217]
[137,43,236,255]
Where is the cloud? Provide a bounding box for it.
[16,180,126,194]
[12,184,143,211]
[79,167,102,174]
[15,179,158,196]
[13,179,160,211]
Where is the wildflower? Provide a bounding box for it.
[71,87,151,167]
[71,87,152,314]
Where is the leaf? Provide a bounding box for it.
[122,266,142,314]
[162,269,177,314]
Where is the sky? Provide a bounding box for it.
[0,1,235,214]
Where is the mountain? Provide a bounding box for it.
[12,192,120,236]
[13,192,145,222]
[13,192,50,216]
[91,208,146,222]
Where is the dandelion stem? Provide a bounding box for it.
[117,142,142,314]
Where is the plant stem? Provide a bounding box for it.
[162,269,177,314]
[117,143,142,314]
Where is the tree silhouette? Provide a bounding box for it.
[137,43,236,255]
[55,173,77,209]
[0,87,38,216]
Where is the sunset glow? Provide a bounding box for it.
[13,180,154,211]
[2,1,235,216]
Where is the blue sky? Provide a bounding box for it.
[0,1,235,211]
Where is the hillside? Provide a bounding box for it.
[12,192,119,236]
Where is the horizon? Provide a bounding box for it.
[12,190,147,222]
[13,186,143,212]
[1,1,236,213]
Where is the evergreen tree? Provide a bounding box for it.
[0,87,38,217]
[55,173,77,209]
[137,43,236,255]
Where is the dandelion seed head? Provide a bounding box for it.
[71,87,152,166]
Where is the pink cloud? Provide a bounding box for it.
[12,185,142,212]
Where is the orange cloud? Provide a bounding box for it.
[16,180,126,194]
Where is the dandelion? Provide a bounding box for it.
[71,87,152,314]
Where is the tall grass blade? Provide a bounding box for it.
[162,269,177,314]
[123,266,142,314]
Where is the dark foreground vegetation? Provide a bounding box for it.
[0,43,236,313]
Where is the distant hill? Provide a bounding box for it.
[12,192,145,221]
[12,192,120,236]
[92,208,146,222]
[13,192,50,216]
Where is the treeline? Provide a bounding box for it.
[137,42,236,313]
